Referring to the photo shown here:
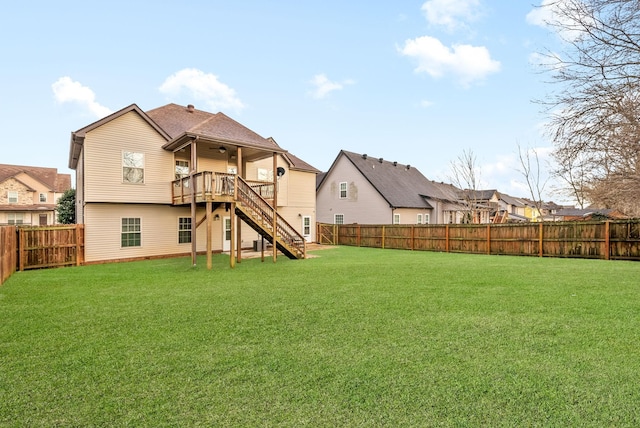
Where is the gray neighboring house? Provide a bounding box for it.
[316,150,466,225]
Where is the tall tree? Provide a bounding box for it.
[56,188,76,224]
[449,149,482,223]
[536,0,640,216]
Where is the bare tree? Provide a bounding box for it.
[517,144,549,220]
[449,149,482,223]
[535,0,640,216]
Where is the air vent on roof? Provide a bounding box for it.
[187,104,195,113]
[362,154,367,159]
[393,161,398,166]
[406,165,411,170]
[379,157,383,163]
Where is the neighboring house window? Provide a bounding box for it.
[393,214,400,224]
[175,160,189,179]
[178,217,192,244]
[39,193,47,203]
[8,213,23,224]
[424,214,430,224]
[334,214,344,225]
[123,151,144,184]
[339,182,347,199]
[121,218,141,247]
[417,214,422,224]
[8,191,18,203]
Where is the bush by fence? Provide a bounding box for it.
[0,225,84,285]
[317,220,640,261]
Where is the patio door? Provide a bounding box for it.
[222,216,231,251]
[302,216,311,242]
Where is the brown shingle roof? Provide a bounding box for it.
[0,164,71,193]
[284,153,320,173]
[338,150,461,209]
[147,103,282,151]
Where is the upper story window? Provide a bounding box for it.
[175,160,189,179]
[123,151,144,184]
[417,214,423,224]
[7,191,18,204]
[39,193,47,203]
[424,214,430,224]
[339,182,347,199]
[257,168,273,181]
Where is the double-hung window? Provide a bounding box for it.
[7,191,18,204]
[39,193,47,203]
[123,152,144,184]
[339,182,347,199]
[417,214,423,224]
[393,214,400,224]
[424,214,430,224]
[121,218,141,247]
[8,213,23,224]
[178,217,192,244]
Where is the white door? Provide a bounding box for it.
[302,216,311,242]
[222,216,231,251]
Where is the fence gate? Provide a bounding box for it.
[317,223,337,245]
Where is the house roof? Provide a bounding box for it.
[147,104,284,154]
[327,150,461,209]
[0,164,71,193]
[283,152,320,173]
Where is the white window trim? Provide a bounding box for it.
[424,213,430,224]
[178,216,192,244]
[121,217,142,248]
[334,214,344,225]
[393,214,400,224]
[417,214,422,224]
[122,151,145,184]
[8,191,18,204]
[39,193,47,203]
[339,182,347,199]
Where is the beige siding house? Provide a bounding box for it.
[316,150,467,225]
[0,164,71,226]
[69,103,318,265]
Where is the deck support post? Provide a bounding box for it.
[272,153,278,263]
[230,202,236,268]
[190,137,198,266]
[236,147,243,263]
[206,201,212,270]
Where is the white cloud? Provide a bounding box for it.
[159,68,244,112]
[52,77,112,118]
[420,100,434,108]
[399,35,500,86]
[309,74,354,99]
[422,0,482,31]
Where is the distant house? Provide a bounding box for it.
[550,207,628,221]
[69,103,318,265]
[316,150,467,225]
[0,164,71,226]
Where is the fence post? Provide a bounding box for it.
[411,226,415,251]
[18,228,24,271]
[487,224,491,255]
[604,221,610,260]
[381,226,385,249]
[357,224,361,247]
[538,223,544,257]
[445,224,450,253]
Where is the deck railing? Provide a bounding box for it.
[236,177,305,258]
[172,172,274,204]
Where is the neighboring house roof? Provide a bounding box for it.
[554,207,626,219]
[0,164,71,193]
[325,150,461,209]
[500,193,526,207]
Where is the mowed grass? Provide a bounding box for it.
[1,246,639,427]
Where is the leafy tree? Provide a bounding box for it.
[56,188,76,224]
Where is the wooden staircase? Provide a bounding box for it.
[234,177,305,260]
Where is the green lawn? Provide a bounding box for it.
[1,246,639,426]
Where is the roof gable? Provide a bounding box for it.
[336,150,460,209]
[69,104,170,169]
[0,164,71,192]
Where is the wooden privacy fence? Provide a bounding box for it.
[0,225,85,285]
[1,226,17,285]
[317,220,640,261]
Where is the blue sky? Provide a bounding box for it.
[1,1,567,201]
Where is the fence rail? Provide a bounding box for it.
[0,225,85,285]
[317,220,640,261]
